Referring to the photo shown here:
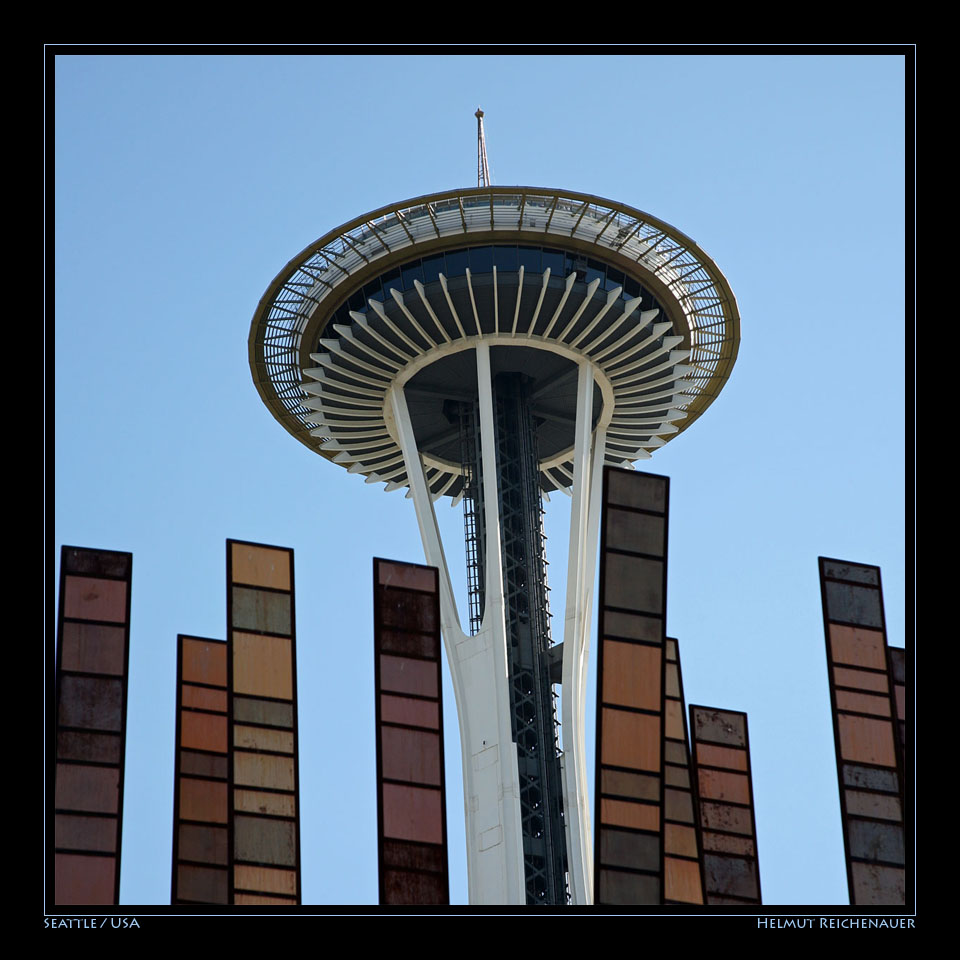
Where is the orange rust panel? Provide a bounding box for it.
[697,768,751,805]
[233,633,293,699]
[829,624,887,671]
[181,685,228,712]
[231,542,291,591]
[695,742,748,772]
[838,714,897,766]
[665,856,703,904]
[665,822,699,858]
[601,708,660,772]
[601,640,660,711]
[833,666,889,693]
[835,689,891,717]
[600,798,659,831]
[181,638,227,687]
[234,865,297,896]
[179,778,228,824]
[180,711,228,753]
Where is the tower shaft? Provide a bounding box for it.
[461,374,568,903]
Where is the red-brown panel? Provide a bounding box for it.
[55,853,116,905]
[55,546,132,907]
[595,468,669,905]
[60,623,126,675]
[62,576,128,623]
[690,705,761,905]
[181,638,228,687]
[819,558,905,906]
[374,558,448,905]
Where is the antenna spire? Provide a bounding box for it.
[475,107,491,188]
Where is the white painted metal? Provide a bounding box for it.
[560,360,601,905]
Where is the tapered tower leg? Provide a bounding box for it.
[560,361,605,904]
[389,363,526,905]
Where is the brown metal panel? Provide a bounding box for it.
[233,753,296,791]
[54,546,131,906]
[230,542,292,592]
[178,824,229,865]
[594,467,669,905]
[60,623,126,675]
[227,540,300,904]
[58,676,124,730]
[57,731,122,764]
[690,704,762,905]
[829,624,888,670]
[234,790,297,818]
[233,697,293,728]
[233,725,295,754]
[55,814,118,852]
[819,557,906,906]
[380,694,441,729]
[180,776,229,825]
[379,653,440,697]
[234,865,298,896]
[602,641,661,710]
[62,576,128,623]
[232,633,294,698]
[180,711,228,753]
[55,853,116,905]
[172,634,229,904]
[182,685,229,712]
[177,864,229,904]
[374,557,449,905]
[181,638,228,687]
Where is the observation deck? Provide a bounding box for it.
[249,186,740,498]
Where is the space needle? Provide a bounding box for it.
[248,110,740,904]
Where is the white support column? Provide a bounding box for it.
[387,357,526,905]
[560,360,604,905]
[389,385,462,633]
[472,341,527,904]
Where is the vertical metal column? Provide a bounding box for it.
[54,546,132,906]
[491,372,567,904]
[374,558,449,905]
[819,557,905,905]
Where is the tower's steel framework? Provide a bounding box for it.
[249,185,739,903]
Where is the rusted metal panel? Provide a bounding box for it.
[690,704,762,905]
[227,540,301,905]
[819,557,906,906]
[54,546,132,906]
[661,638,705,903]
[172,634,229,904]
[374,558,449,905]
[594,468,669,905]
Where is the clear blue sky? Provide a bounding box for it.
[52,51,908,909]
